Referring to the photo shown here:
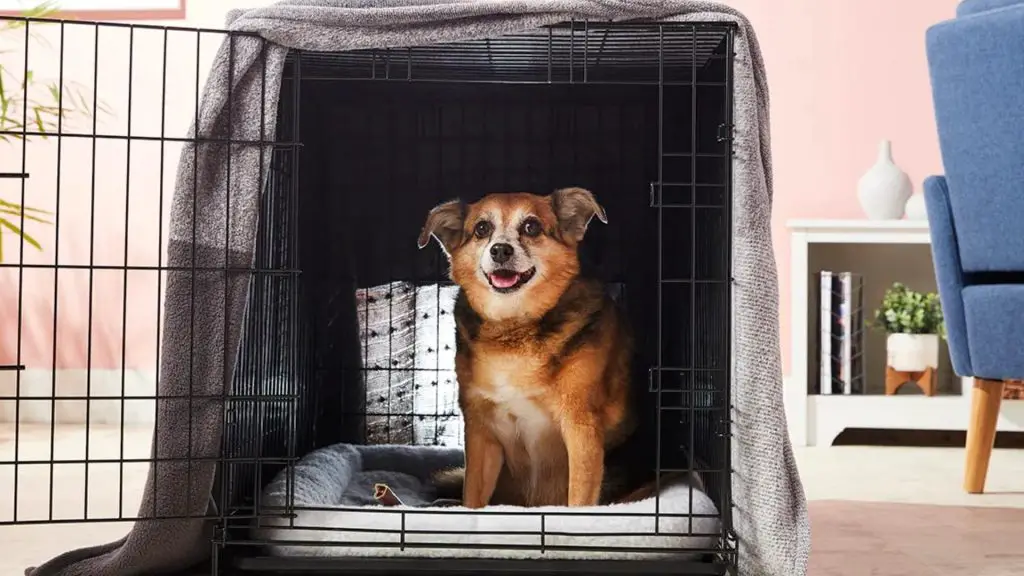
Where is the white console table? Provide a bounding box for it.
[785,219,1024,447]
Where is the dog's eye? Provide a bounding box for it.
[473,221,493,238]
[521,218,542,238]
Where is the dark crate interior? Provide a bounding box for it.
[219,22,735,572]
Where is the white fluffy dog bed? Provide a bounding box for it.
[253,443,721,559]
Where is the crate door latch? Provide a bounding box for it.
[716,123,733,143]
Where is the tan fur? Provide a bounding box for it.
[419,188,633,508]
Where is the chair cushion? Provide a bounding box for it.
[962,284,1024,379]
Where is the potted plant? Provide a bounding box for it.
[0,2,107,262]
[0,2,105,371]
[872,282,945,393]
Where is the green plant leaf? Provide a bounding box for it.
[0,218,42,252]
[872,281,945,337]
[0,199,53,214]
[0,208,51,225]
[0,70,7,115]
[73,88,88,109]
[22,1,60,19]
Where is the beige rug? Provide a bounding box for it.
[810,500,1024,575]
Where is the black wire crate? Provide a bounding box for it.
[297,21,731,86]
[220,20,737,576]
[0,13,736,576]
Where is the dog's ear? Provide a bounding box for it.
[417,199,466,256]
[551,187,607,243]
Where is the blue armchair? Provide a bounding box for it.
[925,0,1024,494]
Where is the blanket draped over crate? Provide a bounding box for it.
[26,1,808,576]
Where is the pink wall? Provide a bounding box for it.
[731,0,960,373]
[0,1,962,373]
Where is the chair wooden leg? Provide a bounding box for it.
[964,378,1005,494]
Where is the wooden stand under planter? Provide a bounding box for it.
[884,333,940,396]
[885,365,937,396]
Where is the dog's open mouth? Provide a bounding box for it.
[487,268,536,293]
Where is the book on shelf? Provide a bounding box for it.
[818,271,865,395]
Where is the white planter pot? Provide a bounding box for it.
[886,333,940,372]
[857,139,913,220]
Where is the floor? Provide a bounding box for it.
[800,447,1024,576]
[1,424,1023,575]
[809,501,1024,576]
[796,443,1024,508]
[0,424,150,576]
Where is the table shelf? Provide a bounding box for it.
[785,219,1024,446]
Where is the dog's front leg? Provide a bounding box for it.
[561,411,604,507]
[462,417,504,509]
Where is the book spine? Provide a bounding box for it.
[840,273,853,395]
[851,274,865,395]
[819,271,833,395]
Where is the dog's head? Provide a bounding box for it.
[417,187,607,321]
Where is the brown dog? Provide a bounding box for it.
[417,187,635,508]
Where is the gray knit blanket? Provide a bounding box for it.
[26,2,808,576]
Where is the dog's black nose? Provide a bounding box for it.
[490,243,514,264]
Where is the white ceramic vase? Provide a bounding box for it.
[886,333,939,372]
[857,139,913,220]
[904,193,928,221]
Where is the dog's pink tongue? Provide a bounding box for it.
[489,272,520,289]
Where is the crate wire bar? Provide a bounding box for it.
[0,14,737,576]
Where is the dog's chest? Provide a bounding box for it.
[473,356,557,456]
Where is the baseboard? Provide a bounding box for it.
[0,369,157,425]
